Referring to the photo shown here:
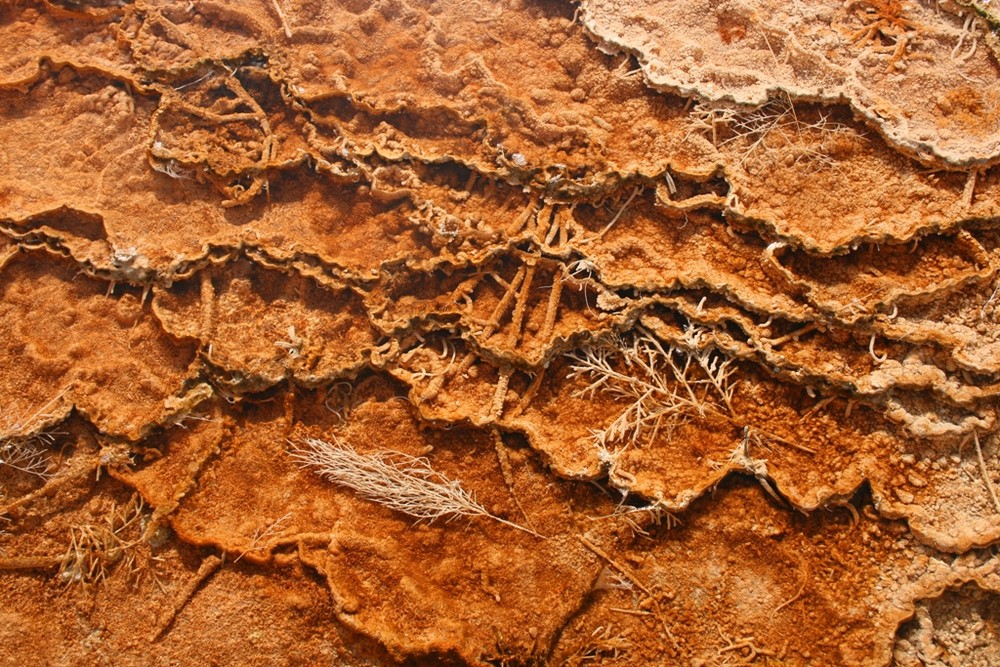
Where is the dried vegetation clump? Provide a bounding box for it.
[1,0,999,665]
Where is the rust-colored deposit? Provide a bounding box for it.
[2,1,999,665]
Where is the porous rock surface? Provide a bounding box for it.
[1,1,998,665]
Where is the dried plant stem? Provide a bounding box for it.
[271,0,292,38]
[578,535,679,650]
[290,437,543,537]
[973,433,1000,513]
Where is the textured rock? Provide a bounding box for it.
[1,1,998,665]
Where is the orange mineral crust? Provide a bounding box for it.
[1,1,999,665]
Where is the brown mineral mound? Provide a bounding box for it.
[2,1,999,665]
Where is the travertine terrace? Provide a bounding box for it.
[1,1,999,665]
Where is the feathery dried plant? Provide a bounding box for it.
[0,390,68,479]
[58,494,147,587]
[567,325,737,462]
[290,436,542,537]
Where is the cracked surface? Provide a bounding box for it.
[1,1,999,665]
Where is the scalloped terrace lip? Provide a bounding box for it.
[580,0,1000,168]
[1,0,999,665]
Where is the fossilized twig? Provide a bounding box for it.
[151,554,222,642]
